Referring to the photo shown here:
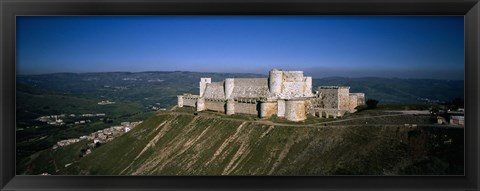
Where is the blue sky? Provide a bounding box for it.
[16,16,464,80]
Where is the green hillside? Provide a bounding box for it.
[16,83,154,163]
[31,109,463,176]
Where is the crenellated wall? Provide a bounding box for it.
[183,98,197,107]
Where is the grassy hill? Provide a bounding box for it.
[19,109,461,176]
[16,83,155,163]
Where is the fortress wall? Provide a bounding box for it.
[318,87,339,109]
[232,78,269,98]
[234,78,268,87]
[348,94,358,112]
[260,102,278,118]
[338,87,351,111]
[232,86,269,98]
[285,99,306,121]
[183,97,197,107]
[281,71,306,98]
[205,100,225,113]
[282,82,305,98]
[234,102,257,115]
[350,93,365,105]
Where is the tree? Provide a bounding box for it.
[366,99,379,109]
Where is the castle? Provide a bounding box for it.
[177,69,365,121]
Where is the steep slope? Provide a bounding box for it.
[59,111,463,175]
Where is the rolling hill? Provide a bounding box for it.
[18,72,464,107]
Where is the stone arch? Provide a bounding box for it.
[322,111,328,118]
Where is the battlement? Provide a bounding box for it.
[319,86,350,89]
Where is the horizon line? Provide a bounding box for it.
[16,70,465,81]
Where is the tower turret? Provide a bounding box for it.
[224,78,234,99]
[268,69,283,96]
[199,78,211,97]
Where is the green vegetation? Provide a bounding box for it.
[17,140,92,175]
[18,112,461,176]
[16,83,156,163]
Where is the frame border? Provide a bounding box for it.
[1,0,479,190]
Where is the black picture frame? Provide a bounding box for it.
[1,0,479,190]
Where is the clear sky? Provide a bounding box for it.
[16,16,464,80]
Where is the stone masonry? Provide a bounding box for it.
[177,69,365,121]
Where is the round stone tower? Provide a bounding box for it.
[269,69,283,96]
[177,95,184,107]
[224,78,234,99]
[284,99,306,121]
[196,98,205,111]
[226,99,235,115]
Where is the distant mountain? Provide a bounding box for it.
[17,72,463,106]
[313,77,464,104]
[17,71,266,108]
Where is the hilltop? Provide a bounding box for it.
[19,107,463,175]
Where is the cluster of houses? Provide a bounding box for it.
[98,100,115,105]
[52,121,142,150]
[36,114,65,126]
[37,113,107,126]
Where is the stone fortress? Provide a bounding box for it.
[177,69,365,121]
